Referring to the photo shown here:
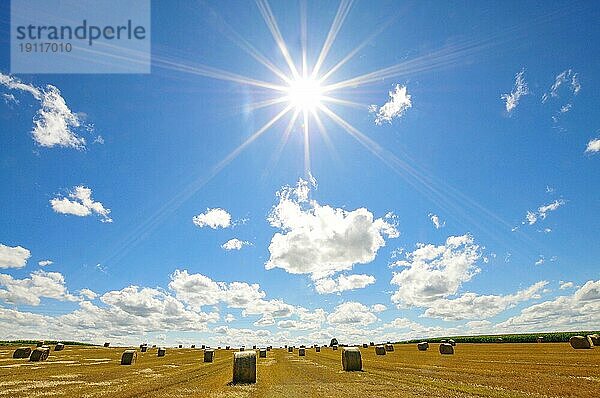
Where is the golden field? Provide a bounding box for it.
[0,343,598,397]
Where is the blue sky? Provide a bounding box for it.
[0,0,598,346]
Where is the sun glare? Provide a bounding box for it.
[286,77,324,111]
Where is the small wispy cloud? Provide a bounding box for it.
[542,69,580,127]
[369,84,412,125]
[559,281,574,290]
[50,186,112,223]
[428,213,445,229]
[38,260,53,267]
[221,238,252,251]
[2,93,18,105]
[542,69,581,103]
[93,135,105,145]
[0,72,89,149]
[523,199,565,225]
[585,138,600,154]
[535,255,545,266]
[314,274,376,294]
[501,68,529,113]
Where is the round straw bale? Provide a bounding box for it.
[54,343,65,351]
[267,346,272,351]
[103,342,110,347]
[121,350,137,365]
[369,342,374,346]
[375,345,386,355]
[330,338,339,347]
[13,347,31,359]
[417,342,429,351]
[298,347,306,356]
[315,346,321,352]
[233,351,256,384]
[589,334,600,346]
[569,335,593,349]
[178,344,183,348]
[191,345,196,349]
[30,347,50,362]
[140,345,148,353]
[362,343,368,348]
[332,345,338,351]
[253,345,257,349]
[259,349,267,358]
[439,343,454,355]
[449,339,456,346]
[342,347,362,371]
[36,341,44,347]
[157,347,166,357]
[226,346,230,350]
[204,349,215,363]
[201,344,205,349]
[239,346,245,352]
[288,346,294,352]
[385,344,394,352]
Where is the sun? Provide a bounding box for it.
[286,77,324,112]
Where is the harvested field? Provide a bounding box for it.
[0,343,598,397]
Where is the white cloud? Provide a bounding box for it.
[168,269,294,320]
[371,304,387,313]
[192,208,232,229]
[525,211,537,225]
[2,93,18,105]
[535,256,545,266]
[314,274,376,294]
[0,244,31,269]
[538,199,565,219]
[382,317,460,341]
[585,138,600,153]
[50,186,112,223]
[253,315,275,326]
[221,238,252,251]
[0,270,78,305]
[495,280,600,332]
[266,179,398,280]
[422,281,548,321]
[501,68,529,113]
[558,281,573,290]
[390,234,481,307]
[0,72,88,149]
[79,288,97,300]
[428,213,445,229]
[38,260,53,267]
[465,320,492,330]
[523,199,565,225]
[370,84,412,125]
[327,302,377,326]
[275,308,326,331]
[542,69,580,103]
[93,135,104,145]
[224,313,236,323]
